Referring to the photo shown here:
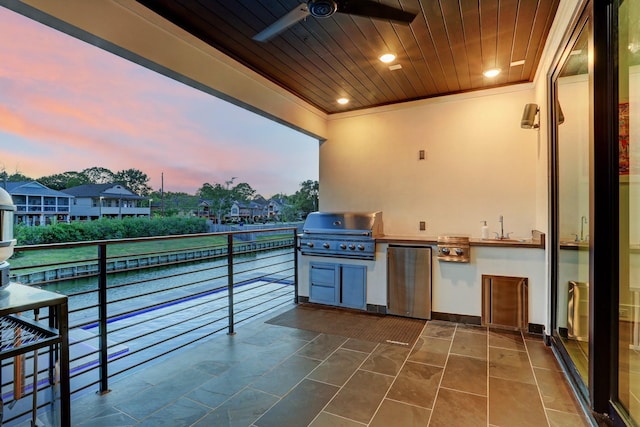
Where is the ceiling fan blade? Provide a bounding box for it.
[253,3,311,42]
[337,0,417,24]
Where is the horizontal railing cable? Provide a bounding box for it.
[2,228,298,423]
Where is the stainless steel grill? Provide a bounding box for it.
[299,212,383,260]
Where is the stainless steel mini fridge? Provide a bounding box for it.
[387,245,432,319]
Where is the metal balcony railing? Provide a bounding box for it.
[1,228,298,425]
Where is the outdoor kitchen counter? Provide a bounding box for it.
[377,230,545,249]
[376,231,547,327]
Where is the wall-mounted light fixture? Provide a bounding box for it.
[521,103,540,129]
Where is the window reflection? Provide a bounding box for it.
[556,25,591,385]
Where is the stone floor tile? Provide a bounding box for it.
[192,388,279,427]
[113,367,212,420]
[489,346,536,384]
[422,322,456,339]
[307,348,368,386]
[254,379,338,427]
[450,330,488,360]
[546,409,591,427]
[408,336,451,367]
[75,408,137,427]
[137,397,210,427]
[386,361,443,409]
[324,370,393,424]
[296,334,347,360]
[429,388,487,427]
[534,367,583,414]
[489,328,526,351]
[440,354,487,396]
[489,376,547,427]
[70,375,154,425]
[369,399,430,427]
[526,340,562,371]
[251,355,320,396]
[360,343,411,376]
[456,323,488,335]
[308,412,366,427]
[340,338,378,353]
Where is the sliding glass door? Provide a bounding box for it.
[554,21,592,387]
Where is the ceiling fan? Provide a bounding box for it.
[253,0,417,42]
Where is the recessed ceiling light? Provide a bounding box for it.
[379,53,396,63]
[483,68,501,78]
[337,98,349,105]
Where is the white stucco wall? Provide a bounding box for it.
[321,86,540,239]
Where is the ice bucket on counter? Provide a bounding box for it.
[0,187,16,289]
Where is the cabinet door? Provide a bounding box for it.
[309,263,338,304]
[482,275,528,330]
[340,265,366,309]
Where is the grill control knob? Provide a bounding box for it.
[455,248,464,256]
[339,244,347,250]
[306,242,314,248]
[441,247,450,255]
[323,242,330,249]
[357,244,365,250]
[348,244,356,250]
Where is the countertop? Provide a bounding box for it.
[377,230,546,249]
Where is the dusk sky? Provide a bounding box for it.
[0,8,319,197]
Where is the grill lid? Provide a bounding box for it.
[302,211,383,236]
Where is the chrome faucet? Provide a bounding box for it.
[498,215,504,239]
[580,216,587,241]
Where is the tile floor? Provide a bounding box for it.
[58,306,593,427]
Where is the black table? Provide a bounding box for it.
[0,282,69,426]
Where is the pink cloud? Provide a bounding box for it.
[0,8,318,196]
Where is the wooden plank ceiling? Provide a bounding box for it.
[137,0,560,114]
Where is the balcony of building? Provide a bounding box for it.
[2,229,591,427]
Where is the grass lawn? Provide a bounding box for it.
[9,233,291,272]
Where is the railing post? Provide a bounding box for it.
[227,233,235,335]
[98,243,110,394]
[293,228,299,304]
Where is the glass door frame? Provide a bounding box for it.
[548,2,592,406]
[548,0,621,419]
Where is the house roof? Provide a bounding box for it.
[2,181,74,198]
[62,184,147,200]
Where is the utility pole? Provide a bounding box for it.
[161,172,165,218]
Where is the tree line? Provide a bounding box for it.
[1,166,153,195]
[1,167,319,220]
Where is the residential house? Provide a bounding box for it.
[201,197,274,223]
[3,181,74,226]
[62,184,150,221]
[230,200,274,223]
[267,198,287,220]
